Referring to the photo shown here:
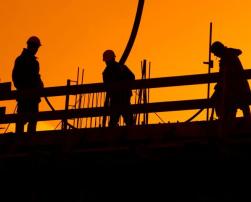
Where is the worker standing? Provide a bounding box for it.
[12,36,44,134]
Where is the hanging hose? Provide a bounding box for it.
[119,0,145,65]
[185,90,217,123]
[184,106,215,123]
[134,90,165,124]
[185,108,204,123]
[3,93,72,134]
[3,105,17,134]
[154,113,166,124]
[45,96,77,130]
[44,96,56,111]
[2,96,54,134]
[102,0,145,127]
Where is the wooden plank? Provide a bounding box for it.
[1,69,250,101]
[0,98,213,123]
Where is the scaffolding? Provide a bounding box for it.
[62,60,151,129]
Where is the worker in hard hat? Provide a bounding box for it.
[102,50,135,127]
[211,41,251,127]
[12,36,44,134]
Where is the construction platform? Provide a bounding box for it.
[0,119,251,160]
[1,71,251,201]
[0,120,251,202]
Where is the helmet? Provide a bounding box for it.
[211,41,224,53]
[27,36,41,47]
[103,50,116,62]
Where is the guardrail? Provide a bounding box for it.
[1,69,251,128]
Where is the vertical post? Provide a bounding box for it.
[86,93,91,128]
[73,67,79,127]
[77,68,84,128]
[62,79,71,130]
[94,92,99,128]
[98,92,103,127]
[90,93,95,128]
[204,22,213,121]
[146,61,151,125]
[142,59,147,125]
[136,60,144,125]
[81,92,86,128]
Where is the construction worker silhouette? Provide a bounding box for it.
[12,36,44,134]
[102,50,135,127]
[211,41,251,126]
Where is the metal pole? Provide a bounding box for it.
[77,68,84,128]
[85,93,91,128]
[81,92,86,128]
[98,92,103,127]
[137,61,144,125]
[94,92,99,128]
[146,61,151,125]
[204,22,213,121]
[102,93,109,128]
[143,60,147,125]
[73,67,79,127]
[62,79,71,130]
[90,93,95,128]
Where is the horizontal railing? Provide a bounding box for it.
[0,99,212,124]
[0,69,251,125]
[0,71,223,100]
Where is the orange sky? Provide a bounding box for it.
[1,0,251,131]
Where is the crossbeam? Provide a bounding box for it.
[1,69,251,101]
[0,98,213,124]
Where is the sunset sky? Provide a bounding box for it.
[1,0,251,131]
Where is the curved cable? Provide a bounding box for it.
[185,108,204,123]
[44,97,77,130]
[154,113,166,124]
[3,105,17,134]
[119,0,145,65]
[184,107,216,123]
[103,0,145,127]
[44,97,56,111]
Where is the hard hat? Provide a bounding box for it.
[211,41,224,53]
[103,50,116,62]
[27,36,41,47]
